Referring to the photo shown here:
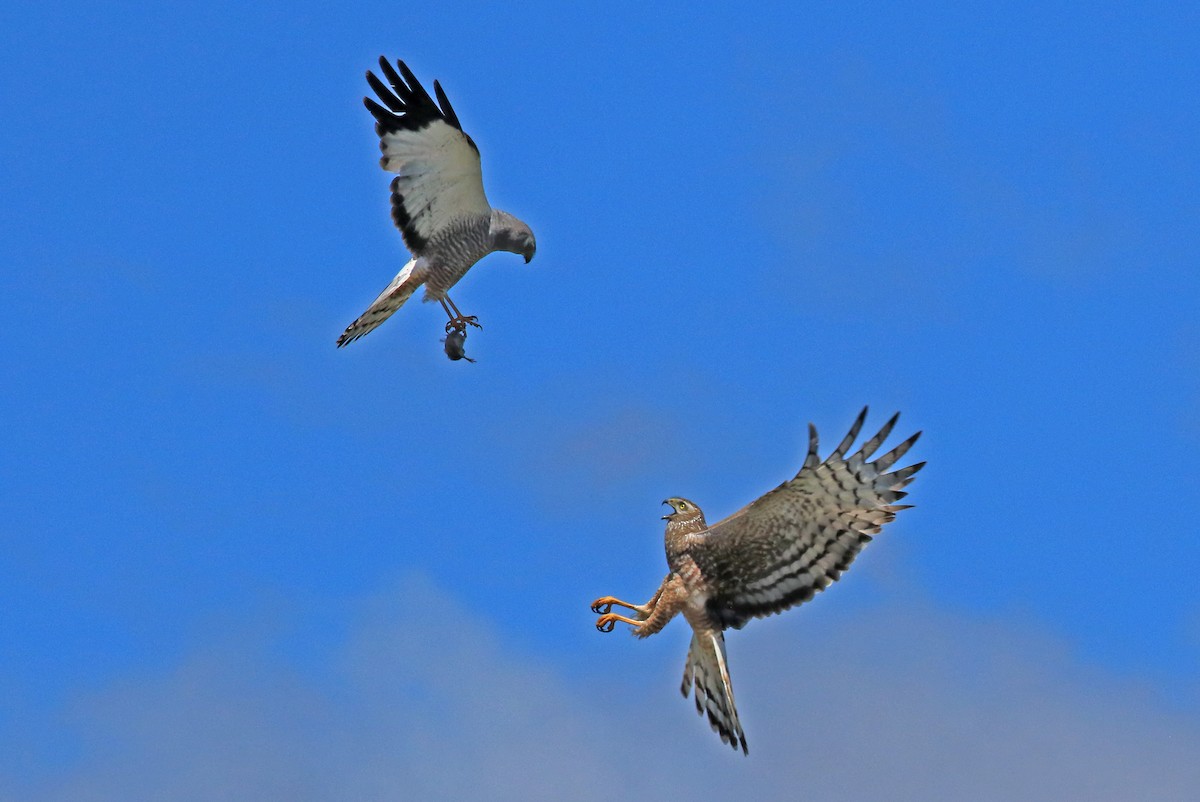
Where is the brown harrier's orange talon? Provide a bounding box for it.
[592,595,647,616]
[596,612,645,632]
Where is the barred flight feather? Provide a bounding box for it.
[689,408,923,630]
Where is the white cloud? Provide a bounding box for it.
[7,575,1198,801]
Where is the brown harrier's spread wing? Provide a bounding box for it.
[687,408,924,630]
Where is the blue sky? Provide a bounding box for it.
[2,1,1199,798]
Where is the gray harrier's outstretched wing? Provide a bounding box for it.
[364,57,491,255]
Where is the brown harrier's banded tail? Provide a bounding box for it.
[337,258,425,347]
[681,631,748,754]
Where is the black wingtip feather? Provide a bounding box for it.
[366,57,470,143]
[366,71,404,112]
[433,79,464,130]
[396,59,435,107]
[377,57,404,94]
[363,96,393,127]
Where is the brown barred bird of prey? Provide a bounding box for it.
[336,57,536,347]
[591,408,924,754]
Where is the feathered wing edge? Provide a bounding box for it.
[335,258,426,347]
[363,57,469,138]
[698,407,925,629]
[803,407,925,522]
[681,630,748,754]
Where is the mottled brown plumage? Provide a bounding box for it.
[592,407,924,754]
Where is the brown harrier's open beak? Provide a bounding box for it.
[661,500,672,520]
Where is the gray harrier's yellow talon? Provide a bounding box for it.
[443,315,481,335]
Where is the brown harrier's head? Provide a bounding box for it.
[662,497,706,526]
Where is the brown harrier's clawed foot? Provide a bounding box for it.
[591,596,617,615]
[595,612,644,633]
[591,596,648,616]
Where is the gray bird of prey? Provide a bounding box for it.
[591,408,924,754]
[337,57,536,347]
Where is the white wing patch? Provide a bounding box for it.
[380,121,491,244]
